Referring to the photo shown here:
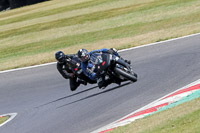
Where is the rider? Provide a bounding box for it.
[55,51,88,91]
[77,48,130,89]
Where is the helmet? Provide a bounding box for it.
[77,49,90,62]
[55,51,65,63]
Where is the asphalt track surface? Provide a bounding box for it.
[0,34,200,133]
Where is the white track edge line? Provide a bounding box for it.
[0,113,17,127]
[118,32,200,52]
[0,32,200,74]
[0,62,56,74]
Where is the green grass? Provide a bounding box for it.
[110,98,200,133]
[0,0,116,25]
[0,116,9,125]
[146,109,200,133]
[0,0,200,70]
[1,0,198,39]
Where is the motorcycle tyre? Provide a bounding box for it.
[114,67,137,82]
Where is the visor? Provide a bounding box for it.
[81,55,89,62]
[58,57,65,63]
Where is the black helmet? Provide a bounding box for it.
[55,51,65,63]
[77,49,90,62]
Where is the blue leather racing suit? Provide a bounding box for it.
[81,48,119,81]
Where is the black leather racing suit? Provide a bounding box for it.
[57,54,96,91]
[57,54,82,91]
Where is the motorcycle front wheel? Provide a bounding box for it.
[114,67,137,82]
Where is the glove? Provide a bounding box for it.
[110,48,117,53]
[108,49,113,54]
[108,48,118,55]
[69,73,75,78]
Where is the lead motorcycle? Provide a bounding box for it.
[88,52,138,85]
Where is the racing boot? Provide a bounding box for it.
[98,76,112,89]
[107,75,121,86]
[113,78,121,86]
[125,60,131,64]
[98,77,105,89]
[77,78,87,85]
[101,79,113,89]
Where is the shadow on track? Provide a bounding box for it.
[36,85,98,108]
[57,82,132,109]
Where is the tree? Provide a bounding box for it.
[0,0,9,11]
[8,0,26,9]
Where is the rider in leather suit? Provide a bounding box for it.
[55,51,89,91]
[77,48,130,89]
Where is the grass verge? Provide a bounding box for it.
[110,97,200,133]
[0,0,200,71]
[0,116,9,125]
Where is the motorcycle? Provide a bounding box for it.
[89,53,137,84]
